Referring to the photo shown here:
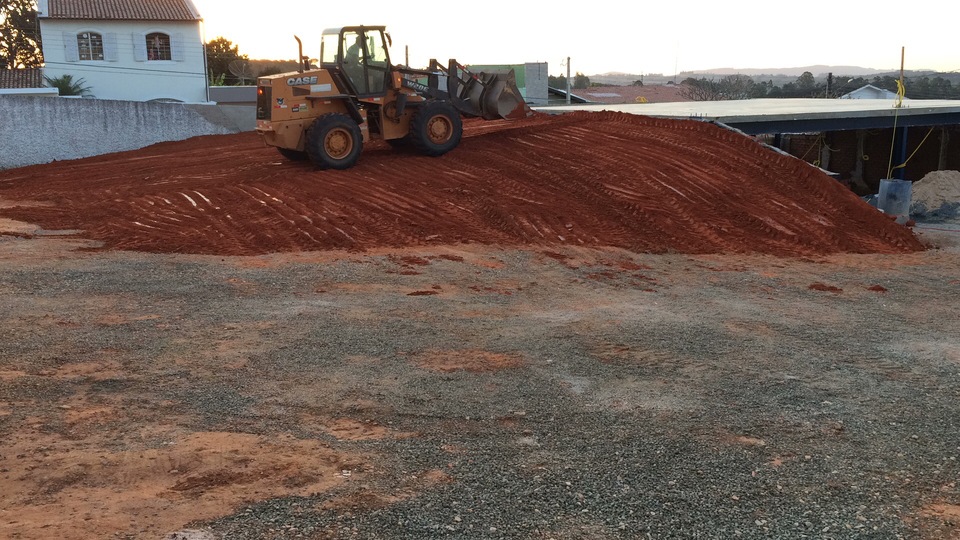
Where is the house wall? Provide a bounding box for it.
[0,95,239,170]
[39,19,207,102]
[524,63,548,106]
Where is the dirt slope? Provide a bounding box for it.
[0,111,922,257]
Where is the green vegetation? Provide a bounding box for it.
[548,72,592,90]
[205,36,250,85]
[0,0,43,69]
[44,74,91,96]
[679,71,960,101]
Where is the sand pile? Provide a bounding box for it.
[911,170,960,220]
[0,111,922,257]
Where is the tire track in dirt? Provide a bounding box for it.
[581,117,895,254]
[0,112,922,256]
[460,126,693,250]
[561,126,737,253]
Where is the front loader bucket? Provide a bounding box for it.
[446,60,532,120]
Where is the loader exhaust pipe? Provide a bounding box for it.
[294,35,306,73]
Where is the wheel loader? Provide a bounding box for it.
[255,25,532,169]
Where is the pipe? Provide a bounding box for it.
[295,35,304,73]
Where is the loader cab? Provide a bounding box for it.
[321,26,391,97]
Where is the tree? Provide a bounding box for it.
[750,80,774,98]
[795,71,816,91]
[205,36,248,85]
[573,72,590,90]
[256,64,284,77]
[777,71,824,98]
[717,74,755,100]
[44,74,91,96]
[0,0,43,69]
[679,77,722,101]
[548,74,567,89]
[828,76,867,98]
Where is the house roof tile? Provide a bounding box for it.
[45,0,201,21]
[579,85,692,105]
[0,68,45,89]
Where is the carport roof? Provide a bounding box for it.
[537,98,960,134]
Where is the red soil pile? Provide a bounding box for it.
[0,111,922,257]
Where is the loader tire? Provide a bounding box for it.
[277,147,309,161]
[409,101,462,157]
[306,113,363,170]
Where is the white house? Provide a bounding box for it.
[37,0,208,102]
[840,84,901,100]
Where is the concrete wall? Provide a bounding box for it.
[216,104,256,131]
[0,88,59,97]
[0,95,240,170]
[209,86,256,131]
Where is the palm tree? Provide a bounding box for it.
[43,74,92,97]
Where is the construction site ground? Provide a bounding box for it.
[0,112,958,539]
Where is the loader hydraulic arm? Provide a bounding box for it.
[397,60,531,120]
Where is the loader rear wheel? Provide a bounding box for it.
[277,147,309,161]
[306,113,363,170]
[409,101,462,157]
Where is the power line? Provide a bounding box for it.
[43,60,204,77]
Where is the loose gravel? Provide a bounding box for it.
[1,237,958,539]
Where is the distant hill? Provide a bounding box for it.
[589,66,947,87]
[692,65,889,77]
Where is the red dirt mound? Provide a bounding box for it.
[0,111,922,257]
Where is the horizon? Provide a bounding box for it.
[192,0,958,77]
[592,65,949,78]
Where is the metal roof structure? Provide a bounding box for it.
[536,98,960,134]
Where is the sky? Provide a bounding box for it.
[191,0,958,76]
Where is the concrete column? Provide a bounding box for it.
[893,127,909,180]
[939,127,950,171]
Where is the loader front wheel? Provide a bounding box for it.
[409,101,462,157]
[306,113,363,170]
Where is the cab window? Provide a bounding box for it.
[365,31,388,67]
[320,33,339,64]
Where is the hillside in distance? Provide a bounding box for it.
[689,65,890,77]
[589,66,945,86]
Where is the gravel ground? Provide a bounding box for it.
[1,229,959,539]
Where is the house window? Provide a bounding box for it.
[146,33,171,61]
[77,32,104,61]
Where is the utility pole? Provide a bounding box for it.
[566,56,571,105]
[405,45,409,68]
[898,46,905,107]
[891,46,908,180]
